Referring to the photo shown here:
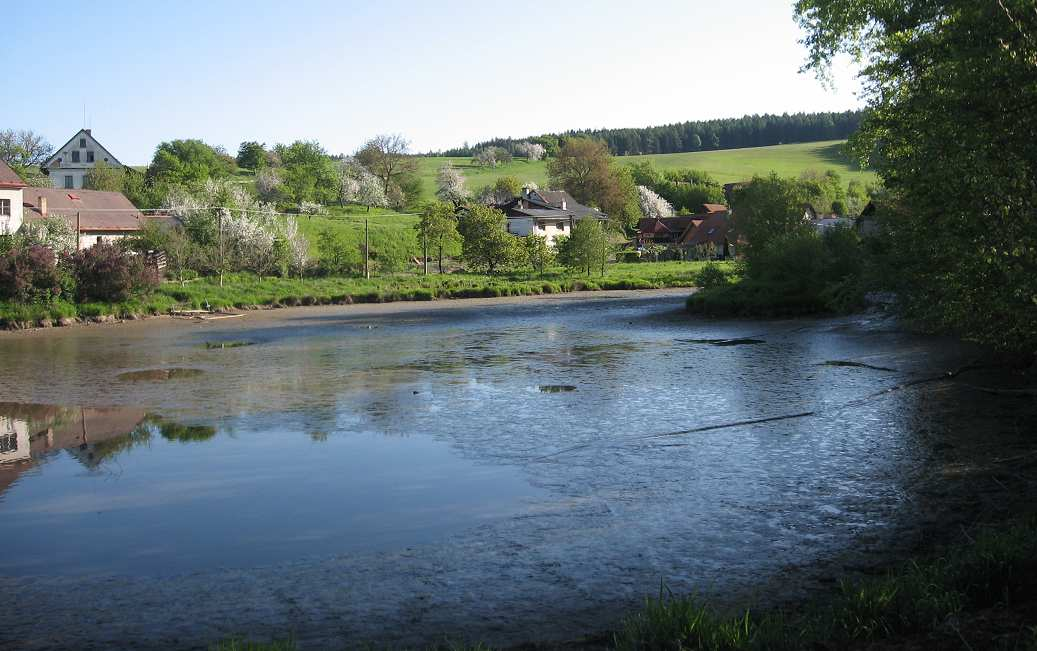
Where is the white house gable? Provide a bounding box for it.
[44,129,124,190]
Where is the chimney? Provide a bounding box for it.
[85,129,91,135]
[39,195,47,217]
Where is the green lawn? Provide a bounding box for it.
[417,140,877,201]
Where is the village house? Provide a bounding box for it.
[0,160,26,236]
[635,203,729,251]
[40,129,126,190]
[495,189,607,247]
[0,159,171,249]
[677,211,736,259]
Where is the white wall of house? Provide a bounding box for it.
[78,232,128,250]
[51,169,87,190]
[0,187,24,235]
[506,217,572,247]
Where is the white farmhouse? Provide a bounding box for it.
[41,129,125,190]
[0,160,26,235]
[496,189,607,247]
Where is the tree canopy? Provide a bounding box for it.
[795,0,1037,353]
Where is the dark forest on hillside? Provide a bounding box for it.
[435,110,864,157]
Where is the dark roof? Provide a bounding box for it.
[0,159,26,189]
[679,212,733,246]
[497,189,606,220]
[637,215,703,235]
[22,188,172,231]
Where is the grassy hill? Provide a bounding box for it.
[416,140,877,201]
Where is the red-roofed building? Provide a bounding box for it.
[677,212,737,259]
[21,187,176,250]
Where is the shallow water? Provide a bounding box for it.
[0,290,1033,649]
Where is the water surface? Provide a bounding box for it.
[0,290,1032,649]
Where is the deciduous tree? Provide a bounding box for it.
[415,201,461,273]
[457,204,521,273]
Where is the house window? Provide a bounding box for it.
[64,175,74,189]
[71,151,80,163]
[0,431,16,454]
[556,222,564,230]
[0,199,9,216]
[86,151,95,163]
[80,138,86,148]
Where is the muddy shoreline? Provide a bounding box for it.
[0,286,696,335]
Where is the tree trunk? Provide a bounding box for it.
[438,246,444,274]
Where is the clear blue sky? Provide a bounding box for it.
[3,0,861,165]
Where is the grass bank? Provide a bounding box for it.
[211,517,1037,650]
[0,261,720,329]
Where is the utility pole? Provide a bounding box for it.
[364,216,370,279]
[219,210,225,288]
[76,211,81,251]
[422,226,428,276]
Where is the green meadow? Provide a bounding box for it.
[416,140,877,201]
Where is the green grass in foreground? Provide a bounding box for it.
[211,518,1037,650]
[0,261,722,327]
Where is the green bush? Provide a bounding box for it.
[695,263,730,289]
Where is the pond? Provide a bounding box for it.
[0,289,1032,649]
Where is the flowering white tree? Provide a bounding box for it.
[298,201,327,215]
[515,141,546,161]
[637,185,675,219]
[435,164,469,204]
[341,159,387,211]
[472,147,497,168]
[255,168,283,202]
[161,179,309,277]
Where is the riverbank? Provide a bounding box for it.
[0,286,697,336]
[0,261,721,331]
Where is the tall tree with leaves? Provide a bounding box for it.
[415,201,462,273]
[236,141,268,171]
[548,138,642,227]
[457,204,522,274]
[795,0,1037,353]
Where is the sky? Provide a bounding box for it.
[3,0,863,165]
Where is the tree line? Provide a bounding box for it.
[434,111,864,158]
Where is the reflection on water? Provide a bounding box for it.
[0,401,541,575]
[0,404,149,491]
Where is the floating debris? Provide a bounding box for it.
[820,360,897,372]
[539,385,577,393]
[203,341,254,350]
[117,368,205,382]
[678,338,765,346]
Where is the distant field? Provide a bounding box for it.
[417,140,877,201]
